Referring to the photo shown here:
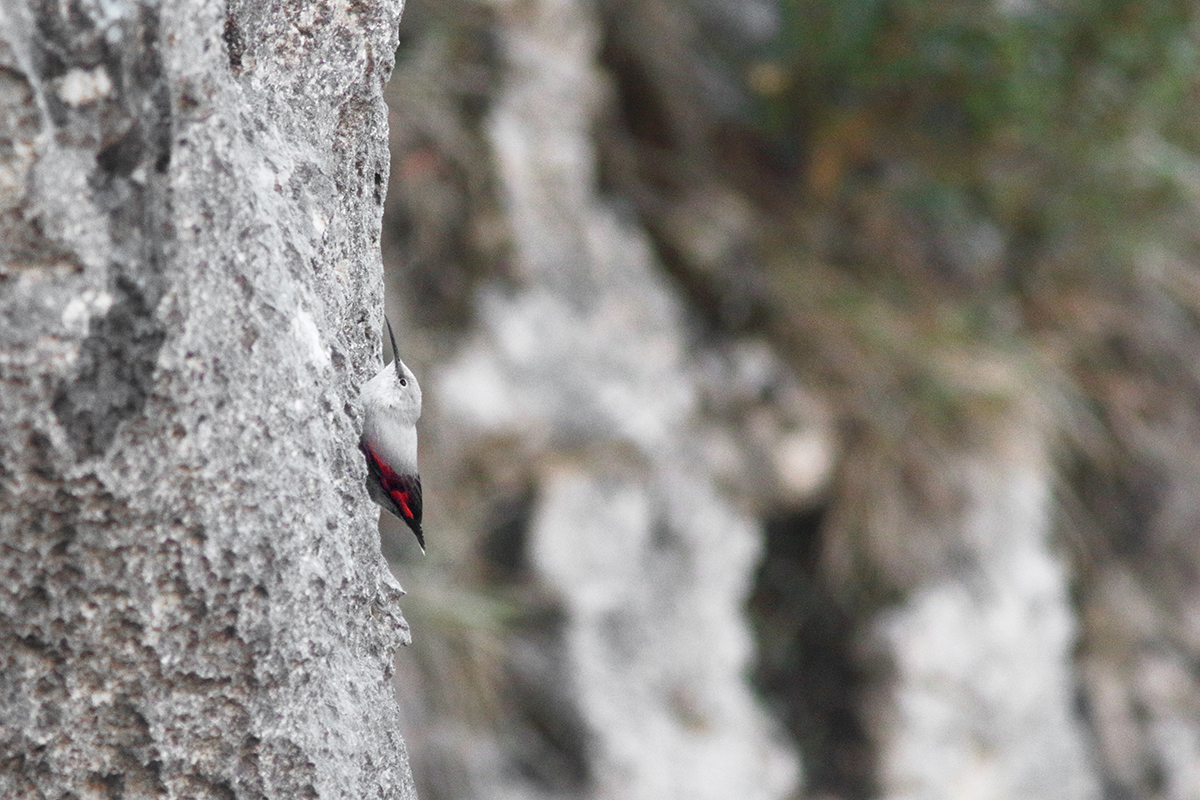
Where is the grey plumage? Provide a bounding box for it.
[360,316,425,551]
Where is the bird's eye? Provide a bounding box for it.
[399,378,408,387]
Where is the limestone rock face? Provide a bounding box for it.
[0,1,414,797]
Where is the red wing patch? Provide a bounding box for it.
[391,483,422,522]
[360,442,425,550]
[392,489,414,519]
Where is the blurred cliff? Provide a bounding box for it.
[380,1,1200,799]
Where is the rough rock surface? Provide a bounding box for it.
[427,0,799,796]
[0,1,413,797]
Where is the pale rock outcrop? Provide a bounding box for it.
[430,0,800,797]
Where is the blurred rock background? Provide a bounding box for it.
[378,1,1200,799]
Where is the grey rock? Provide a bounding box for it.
[0,0,414,797]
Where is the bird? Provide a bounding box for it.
[359,315,425,552]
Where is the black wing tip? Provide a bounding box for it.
[412,524,426,554]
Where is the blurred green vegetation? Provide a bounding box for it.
[739,0,1200,472]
